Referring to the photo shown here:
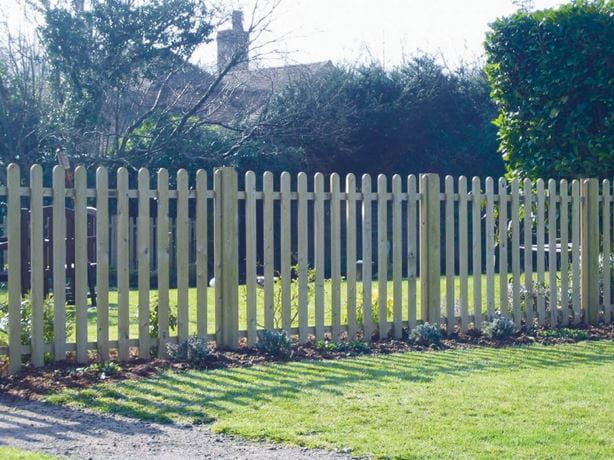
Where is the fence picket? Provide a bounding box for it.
[362,174,374,340]
[176,170,189,341]
[445,176,455,331]
[263,172,275,330]
[407,175,418,330]
[297,173,309,342]
[29,165,44,367]
[137,169,150,357]
[603,180,611,323]
[377,175,388,338]
[571,180,581,324]
[485,177,495,318]
[52,167,67,361]
[458,176,469,332]
[345,174,358,339]
[157,169,170,357]
[536,179,546,325]
[498,178,509,318]
[511,179,522,326]
[117,167,130,361]
[548,179,558,326]
[74,166,88,364]
[96,167,109,361]
[471,177,483,328]
[523,178,534,326]
[559,180,569,326]
[314,173,325,339]
[245,171,257,345]
[330,173,342,340]
[196,170,208,339]
[392,175,402,338]
[7,164,21,373]
[281,172,292,335]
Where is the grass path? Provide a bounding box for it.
[48,341,614,459]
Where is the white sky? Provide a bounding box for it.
[1,0,569,69]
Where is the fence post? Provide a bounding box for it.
[420,173,441,325]
[580,178,599,324]
[214,167,239,349]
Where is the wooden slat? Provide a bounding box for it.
[96,167,109,361]
[157,169,170,357]
[314,173,325,339]
[485,177,495,318]
[407,175,418,331]
[392,175,402,338]
[536,179,546,325]
[117,168,130,361]
[244,171,257,344]
[523,178,534,326]
[263,171,275,330]
[137,168,150,357]
[548,179,558,326]
[176,169,189,342]
[602,179,611,323]
[196,170,208,339]
[361,174,374,340]
[74,166,88,364]
[472,177,482,328]
[559,180,569,326]
[7,164,21,373]
[280,172,292,335]
[445,175,455,330]
[458,176,469,332]
[498,178,509,318]
[52,167,66,361]
[510,179,522,326]
[297,172,309,342]
[29,165,44,367]
[571,180,581,323]
[330,173,341,340]
[345,173,357,339]
[377,174,388,338]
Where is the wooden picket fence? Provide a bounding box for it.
[0,164,612,373]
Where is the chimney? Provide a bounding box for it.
[217,10,249,74]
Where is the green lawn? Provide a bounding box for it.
[1,272,555,347]
[0,447,57,460]
[48,341,614,459]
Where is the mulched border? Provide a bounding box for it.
[1,323,613,400]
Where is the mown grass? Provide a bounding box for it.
[0,447,57,460]
[47,341,614,459]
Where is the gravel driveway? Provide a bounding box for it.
[0,395,353,459]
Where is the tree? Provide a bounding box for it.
[485,0,614,180]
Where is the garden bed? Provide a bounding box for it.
[1,323,613,400]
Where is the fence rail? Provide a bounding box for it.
[0,164,612,373]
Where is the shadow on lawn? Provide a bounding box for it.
[59,341,614,424]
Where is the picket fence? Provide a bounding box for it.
[0,164,612,374]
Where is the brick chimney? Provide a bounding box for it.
[217,10,249,74]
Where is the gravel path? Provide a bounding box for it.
[0,395,353,459]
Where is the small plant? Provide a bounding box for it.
[315,340,370,354]
[149,297,178,356]
[409,323,442,346]
[356,292,394,326]
[167,336,210,365]
[483,316,517,340]
[256,329,292,357]
[74,361,122,379]
[539,328,589,341]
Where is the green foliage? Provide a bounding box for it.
[539,328,589,340]
[483,316,517,340]
[485,1,614,179]
[315,340,370,354]
[256,329,292,357]
[81,361,123,379]
[0,293,75,347]
[409,322,442,346]
[167,336,210,365]
[356,291,394,327]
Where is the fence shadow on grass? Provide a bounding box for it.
[52,341,614,424]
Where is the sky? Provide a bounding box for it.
[1,0,569,69]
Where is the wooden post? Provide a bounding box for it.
[214,167,238,349]
[420,173,441,325]
[580,178,599,324]
[7,164,22,374]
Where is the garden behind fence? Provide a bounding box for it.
[0,164,612,373]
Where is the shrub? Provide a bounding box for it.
[256,329,292,357]
[483,316,517,340]
[539,328,589,341]
[82,361,122,379]
[167,336,210,365]
[149,297,178,356]
[315,340,370,354]
[409,323,442,346]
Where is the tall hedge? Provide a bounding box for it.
[485,1,613,179]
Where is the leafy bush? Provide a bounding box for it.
[315,340,370,354]
[483,316,517,340]
[485,1,613,179]
[82,361,122,379]
[256,329,292,357]
[539,328,589,341]
[149,297,178,356]
[356,292,394,327]
[167,336,210,365]
[409,323,442,346]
